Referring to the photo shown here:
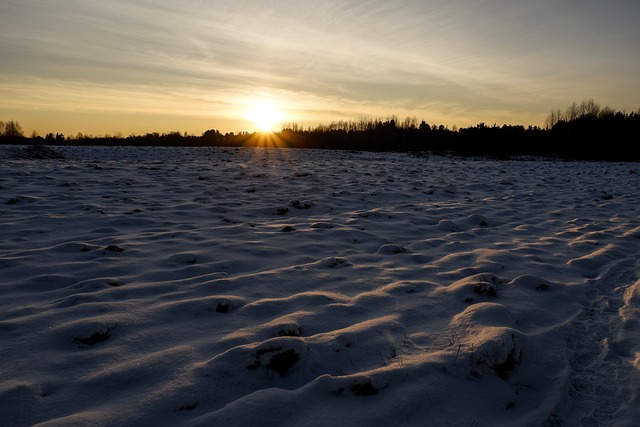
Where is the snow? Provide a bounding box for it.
[1,145,639,426]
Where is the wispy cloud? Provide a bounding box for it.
[1,0,639,133]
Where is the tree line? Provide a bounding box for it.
[2,100,639,161]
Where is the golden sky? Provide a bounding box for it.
[1,0,639,136]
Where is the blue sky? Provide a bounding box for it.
[1,0,639,135]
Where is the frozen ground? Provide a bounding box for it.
[1,145,639,426]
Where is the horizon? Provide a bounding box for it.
[2,1,639,137]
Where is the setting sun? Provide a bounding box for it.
[245,99,285,132]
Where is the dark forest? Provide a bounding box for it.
[2,100,639,161]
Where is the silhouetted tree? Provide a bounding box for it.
[2,120,24,137]
[2,101,638,160]
[544,100,640,160]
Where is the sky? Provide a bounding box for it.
[1,0,639,136]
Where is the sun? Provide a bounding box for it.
[245,99,285,132]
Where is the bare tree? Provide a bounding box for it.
[544,108,562,129]
[401,116,418,129]
[2,120,24,137]
[578,99,600,117]
[565,102,580,121]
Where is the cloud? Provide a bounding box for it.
[1,0,639,133]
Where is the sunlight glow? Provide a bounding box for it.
[245,99,285,132]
